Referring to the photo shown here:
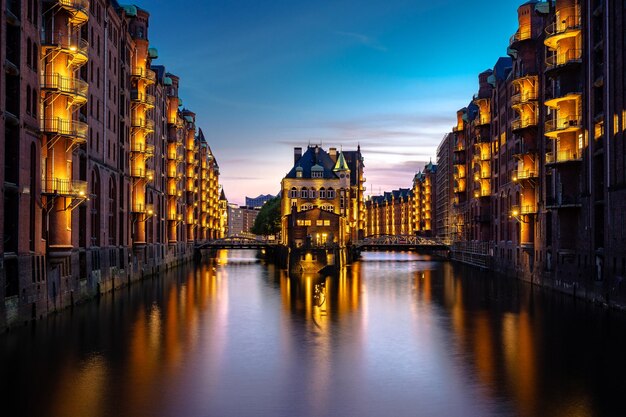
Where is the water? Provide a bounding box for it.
[2,250,626,417]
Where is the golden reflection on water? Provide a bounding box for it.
[6,252,617,417]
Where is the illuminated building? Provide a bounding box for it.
[437,0,626,301]
[365,189,413,237]
[0,1,223,328]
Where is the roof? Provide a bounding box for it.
[333,152,350,172]
[285,145,339,179]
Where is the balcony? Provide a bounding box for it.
[544,7,581,49]
[131,117,155,132]
[545,49,582,72]
[509,24,532,47]
[41,73,88,103]
[130,90,155,108]
[41,31,89,67]
[545,116,582,137]
[474,114,490,127]
[130,67,157,84]
[512,169,538,182]
[58,0,90,24]
[473,188,490,199]
[545,149,582,165]
[511,204,537,216]
[546,194,582,209]
[41,178,87,197]
[511,90,538,106]
[41,117,88,142]
[544,91,582,110]
[130,168,154,181]
[511,116,538,132]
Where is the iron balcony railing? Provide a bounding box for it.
[130,67,157,83]
[511,90,538,105]
[545,149,582,164]
[511,204,537,215]
[41,31,89,60]
[511,116,538,131]
[131,117,155,131]
[545,116,582,134]
[545,7,581,38]
[59,0,89,16]
[41,177,87,197]
[509,24,532,46]
[41,73,88,100]
[130,90,155,107]
[546,49,582,70]
[41,117,88,141]
[512,169,538,181]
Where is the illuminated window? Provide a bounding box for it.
[324,220,330,226]
[316,220,323,226]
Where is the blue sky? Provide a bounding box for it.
[142,0,522,204]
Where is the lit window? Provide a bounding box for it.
[316,220,323,226]
[324,220,330,226]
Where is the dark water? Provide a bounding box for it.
[2,250,626,417]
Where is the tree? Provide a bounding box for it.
[251,196,281,236]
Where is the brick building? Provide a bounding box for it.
[0,1,223,328]
[436,0,626,303]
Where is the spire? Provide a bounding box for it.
[333,151,350,172]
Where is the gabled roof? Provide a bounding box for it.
[333,152,350,172]
[285,146,339,179]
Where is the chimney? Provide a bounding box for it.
[294,147,302,164]
[329,147,337,162]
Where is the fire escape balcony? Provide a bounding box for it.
[41,31,89,67]
[511,90,538,106]
[511,204,537,216]
[545,116,582,138]
[509,24,532,47]
[41,73,88,104]
[544,91,582,110]
[511,116,538,133]
[130,90,155,108]
[474,114,490,127]
[131,116,155,132]
[544,7,581,50]
[545,149,582,165]
[58,0,90,24]
[512,169,538,183]
[41,117,88,143]
[545,49,582,72]
[130,67,157,85]
[41,178,87,197]
[130,168,155,181]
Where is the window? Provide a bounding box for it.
[300,188,308,198]
[289,187,297,198]
[324,220,330,226]
[316,220,323,226]
[327,188,335,199]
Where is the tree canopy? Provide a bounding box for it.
[251,196,281,236]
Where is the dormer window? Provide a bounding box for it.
[312,171,323,178]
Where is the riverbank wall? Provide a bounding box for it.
[451,242,626,310]
[0,243,197,331]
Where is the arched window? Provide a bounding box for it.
[26,38,32,68]
[31,87,37,117]
[327,188,335,199]
[289,187,297,198]
[300,187,308,199]
[29,143,37,251]
[309,188,316,199]
[319,187,326,199]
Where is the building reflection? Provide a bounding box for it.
[279,266,362,326]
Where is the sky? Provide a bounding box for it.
[141,0,523,205]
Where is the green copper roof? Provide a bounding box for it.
[163,76,172,86]
[148,48,158,59]
[121,5,137,16]
[311,164,323,172]
[178,98,183,107]
[333,152,349,171]
[184,115,194,123]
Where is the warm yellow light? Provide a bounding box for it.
[513,176,518,182]
[79,190,85,197]
[147,209,154,216]
[512,209,519,217]
[474,191,479,198]
[69,46,77,52]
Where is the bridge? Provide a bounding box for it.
[195,236,277,250]
[354,235,450,252]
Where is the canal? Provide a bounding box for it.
[1,250,626,417]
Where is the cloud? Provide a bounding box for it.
[335,31,387,52]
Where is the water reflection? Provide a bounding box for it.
[0,250,625,417]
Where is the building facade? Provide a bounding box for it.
[436,0,626,304]
[0,1,223,328]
